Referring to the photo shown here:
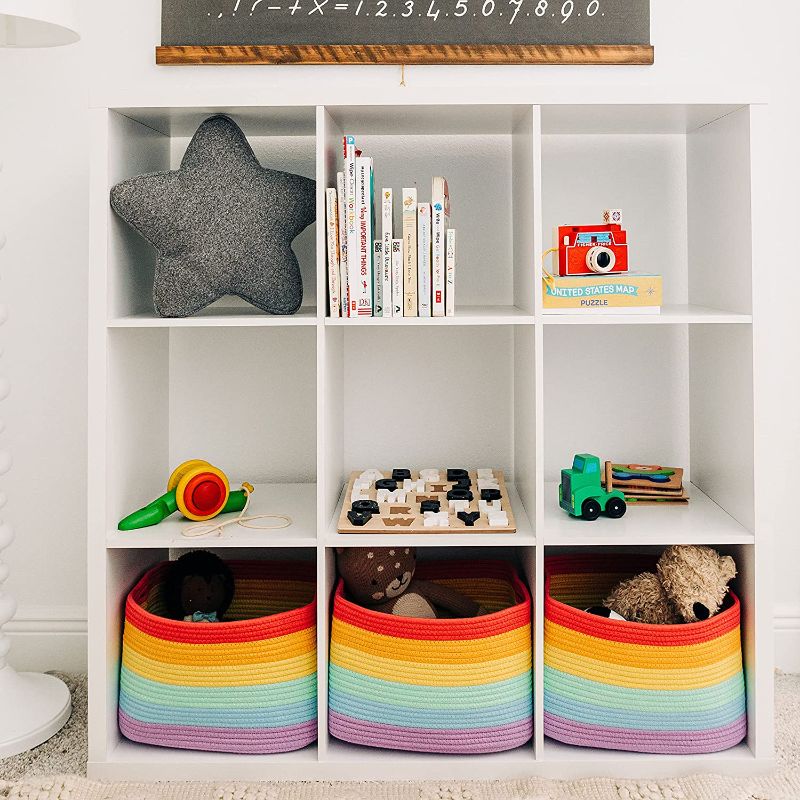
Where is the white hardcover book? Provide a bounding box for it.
[445,228,456,317]
[391,239,403,317]
[381,189,393,319]
[325,188,341,317]
[343,136,361,317]
[402,188,418,316]
[417,203,432,317]
[336,171,349,317]
[373,240,383,317]
[355,155,374,316]
[431,177,450,318]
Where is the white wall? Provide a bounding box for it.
[1,0,798,670]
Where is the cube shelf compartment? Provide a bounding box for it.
[88,101,771,781]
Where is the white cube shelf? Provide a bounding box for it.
[88,101,771,781]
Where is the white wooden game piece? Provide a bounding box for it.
[359,469,384,482]
[487,511,509,527]
[449,499,469,512]
[353,478,370,491]
[478,478,500,491]
[351,489,369,502]
[479,499,502,514]
[377,489,407,504]
[477,469,494,479]
[423,511,439,527]
[403,479,414,491]
[423,511,450,527]
[419,469,440,482]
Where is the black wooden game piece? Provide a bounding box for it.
[420,499,441,513]
[347,510,372,526]
[392,469,411,481]
[447,488,473,501]
[458,511,481,526]
[453,477,472,490]
[480,488,502,501]
[352,500,380,515]
[375,479,398,491]
[447,468,469,482]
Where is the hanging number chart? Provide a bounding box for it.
[158,0,652,64]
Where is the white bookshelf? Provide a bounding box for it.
[87,100,772,781]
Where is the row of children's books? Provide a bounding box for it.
[325,137,456,318]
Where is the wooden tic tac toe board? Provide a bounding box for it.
[337,469,517,534]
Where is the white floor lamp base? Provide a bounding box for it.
[0,664,71,759]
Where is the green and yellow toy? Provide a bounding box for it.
[559,453,627,521]
[118,459,253,531]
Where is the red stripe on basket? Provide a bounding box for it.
[126,561,316,644]
[544,556,741,646]
[333,560,531,641]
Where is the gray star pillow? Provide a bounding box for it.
[110,115,315,317]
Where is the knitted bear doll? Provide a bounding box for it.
[336,547,485,619]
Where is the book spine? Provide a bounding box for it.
[381,189,393,319]
[417,203,431,317]
[402,188,417,316]
[391,239,403,317]
[373,240,383,317]
[355,156,374,316]
[344,137,359,317]
[373,242,383,317]
[431,177,449,318]
[446,229,456,317]
[336,171,349,317]
[325,188,341,318]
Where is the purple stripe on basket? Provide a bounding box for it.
[329,710,532,754]
[543,711,747,755]
[119,710,317,754]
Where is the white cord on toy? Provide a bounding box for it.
[181,485,293,539]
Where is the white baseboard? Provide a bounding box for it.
[5,605,88,673]
[4,605,800,676]
[775,606,800,674]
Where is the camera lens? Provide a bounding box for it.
[586,246,616,274]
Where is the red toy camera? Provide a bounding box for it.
[557,224,629,277]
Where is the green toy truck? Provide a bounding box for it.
[559,454,627,521]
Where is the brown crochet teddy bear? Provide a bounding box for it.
[336,547,484,619]
[604,545,737,624]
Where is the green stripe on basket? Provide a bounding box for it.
[120,667,317,708]
[329,687,531,730]
[328,664,532,709]
[543,666,744,712]
[543,691,745,732]
[119,690,316,728]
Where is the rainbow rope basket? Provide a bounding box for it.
[119,560,317,754]
[329,560,532,754]
[544,554,746,754]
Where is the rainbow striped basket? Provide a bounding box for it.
[119,560,317,754]
[544,554,747,755]
[329,560,532,754]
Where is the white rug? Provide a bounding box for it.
[2,674,800,800]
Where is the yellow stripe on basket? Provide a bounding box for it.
[124,623,316,667]
[545,621,741,670]
[430,578,518,612]
[332,619,531,665]
[330,641,531,686]
[544,643,742,691]
[123,646,317,687]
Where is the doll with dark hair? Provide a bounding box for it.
[165,550,235,622]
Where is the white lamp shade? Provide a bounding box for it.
[0,0,80,47]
